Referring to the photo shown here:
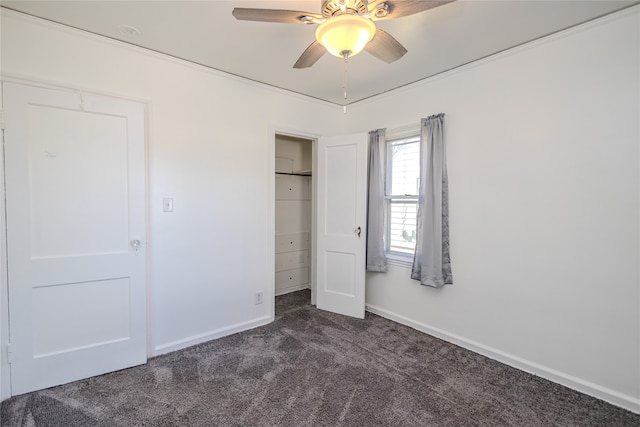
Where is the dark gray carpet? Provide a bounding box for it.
[2,289,639,426]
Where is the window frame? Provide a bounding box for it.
[384,132,420,262]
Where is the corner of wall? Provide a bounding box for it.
[0,80,11,400]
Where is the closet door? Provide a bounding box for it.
[3,82,147,395]
[316,133,367,319]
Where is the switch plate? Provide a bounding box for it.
[163,198,174,212]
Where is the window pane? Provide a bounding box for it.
[389,200,417,255]
[390,139,420,196]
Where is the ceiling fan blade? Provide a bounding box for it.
[232,8,321,24]
[293,41,327,68]
[364,29,407,63]
[370,0,455,20]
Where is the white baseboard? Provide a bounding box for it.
[275,283,310,296]
[365,303,640,414]
[153,315,272,356]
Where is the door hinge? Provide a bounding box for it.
[6,343,12,364]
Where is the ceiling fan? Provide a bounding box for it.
[232,0,454,68]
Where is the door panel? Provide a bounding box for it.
[316,134,367,319]
[32,278,131,357]
[324,251,356,295]
[325,144,358,235]
[3,82,147,395]
[28,106,129,258]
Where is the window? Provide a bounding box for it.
[386,135,420,258]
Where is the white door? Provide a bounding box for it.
[316,133,368,319]
[3,82,147,395]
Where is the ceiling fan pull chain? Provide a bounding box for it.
[343,52,349,114]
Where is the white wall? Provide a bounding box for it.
[346,8,640,412]
[0,9,345,397]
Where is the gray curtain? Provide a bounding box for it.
[366,129,387,273]
[411,114,453,287]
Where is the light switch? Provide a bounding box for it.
[163,197,174,212]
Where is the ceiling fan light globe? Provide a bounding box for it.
[315,14,376,58]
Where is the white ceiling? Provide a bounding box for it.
[2,1,637,105]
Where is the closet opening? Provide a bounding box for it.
[274,134,315,304]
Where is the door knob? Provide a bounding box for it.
[355,227,361,237]
[130,239,142,255]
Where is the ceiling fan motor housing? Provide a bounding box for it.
[322,0,369,17]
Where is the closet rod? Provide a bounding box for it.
[275,172,312,177]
